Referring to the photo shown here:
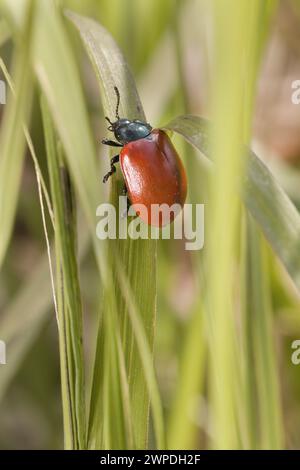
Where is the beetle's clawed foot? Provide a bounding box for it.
[103,167,116,183]
[103,171,114,183]
[102,155,119,183]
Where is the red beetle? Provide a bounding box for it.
[102,87,187,227]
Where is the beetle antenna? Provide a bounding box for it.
[114,86,120,120]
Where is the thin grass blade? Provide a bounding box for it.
[41,98,86,449]
[0,0,34,269]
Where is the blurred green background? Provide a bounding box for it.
[1,0,300,450]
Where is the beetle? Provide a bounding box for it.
[102,87,187,227]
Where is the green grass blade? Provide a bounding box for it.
[0,51,89,407]
[66,10,164,449]
[0,57,54,224]
[242,215,283,448]
[167,301,206,449]
[0,0,34,269]
[41,97,86,449]
[164,115,300,294]
[32,0,100,231]
[207,1,249,448]
[65,10,145,122]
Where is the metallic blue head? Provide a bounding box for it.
[105,87,152,145]
[109,118,152,144]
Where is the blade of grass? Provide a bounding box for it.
[167,300,206,449]
[240,214,258,449]
[206,1,247,448]
[41,97,86,450]
[1,34,70,438]
[32,0,100,231]
[0,60,89,404]
[238,0,278,449]
[164,115,300,295]
[0,0,34,270]
[243,215,283,448]
[166,1,275,449]
[66,10,164,449]
[0,57,54,225]
[165,1,208,449]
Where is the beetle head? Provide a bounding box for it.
[105,87,152,144]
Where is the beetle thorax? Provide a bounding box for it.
[112,119,152,145]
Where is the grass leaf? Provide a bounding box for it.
[242,215,283,448]
[0,0,34,269]
[164,115,300,294]
[66,10,164,449]
[41,97,86,449]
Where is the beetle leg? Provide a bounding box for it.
[120,185,131,218]
[102,138,123,147]
[121,198,131,218]
[122,185,131,210]
[103,154,119,183]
